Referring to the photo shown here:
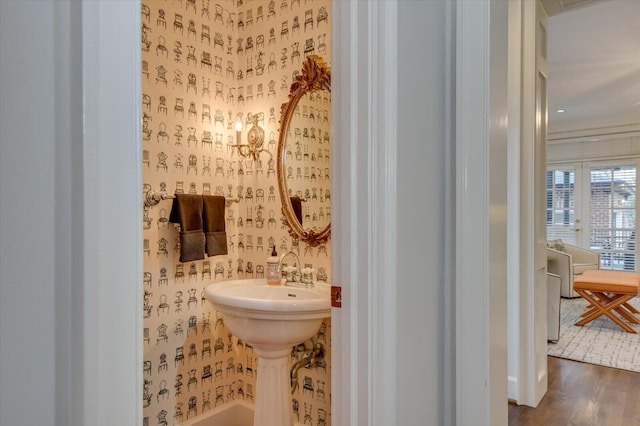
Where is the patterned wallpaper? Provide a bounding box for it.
[141,0,332,425]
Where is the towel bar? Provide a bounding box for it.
[144,190,175,207]
[144,190,240,208]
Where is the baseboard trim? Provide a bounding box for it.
[507,375,519,403]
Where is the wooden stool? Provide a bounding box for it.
[573,270,640,333]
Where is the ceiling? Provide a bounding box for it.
[541,0,601,16]
[545,0,640,136]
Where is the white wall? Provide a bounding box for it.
[396,1,452,423]
[1,2,58,424]
[1,1,141,425]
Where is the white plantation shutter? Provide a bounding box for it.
[589,165,636,271]
[546,168,577,245]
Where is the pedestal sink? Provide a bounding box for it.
[204,279,330,426]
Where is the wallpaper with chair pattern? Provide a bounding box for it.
[141,0,332,424]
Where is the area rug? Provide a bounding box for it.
[547,296,640,372]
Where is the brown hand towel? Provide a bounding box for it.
[290,196,303,226]
[169,194,205,262]
[203,195,228,256]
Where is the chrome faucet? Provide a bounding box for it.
[279,250,302,286]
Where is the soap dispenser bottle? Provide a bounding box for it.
[267,246,280,285]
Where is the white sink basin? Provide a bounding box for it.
[204,279,331,426]
[205,279,330,348]
[207,279,330,315]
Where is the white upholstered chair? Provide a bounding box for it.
[547,241,600,298]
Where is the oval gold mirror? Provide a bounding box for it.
[277,55,331,247]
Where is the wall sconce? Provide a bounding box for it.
[231,114,270,161]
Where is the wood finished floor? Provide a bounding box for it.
[509,356,640,426]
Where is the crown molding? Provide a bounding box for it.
[548,123,640,143]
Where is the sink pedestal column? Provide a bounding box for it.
[253,347,294,426]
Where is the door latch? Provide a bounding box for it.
[331,286,342,308]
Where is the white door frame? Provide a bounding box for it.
[331,1,398,424]
[1,1,143,424]
[455,0,509,424]
[506,0,550,409]
[333,0,509,424]
[76,2,143,424]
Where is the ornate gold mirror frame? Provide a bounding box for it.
[277,55,331,247]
